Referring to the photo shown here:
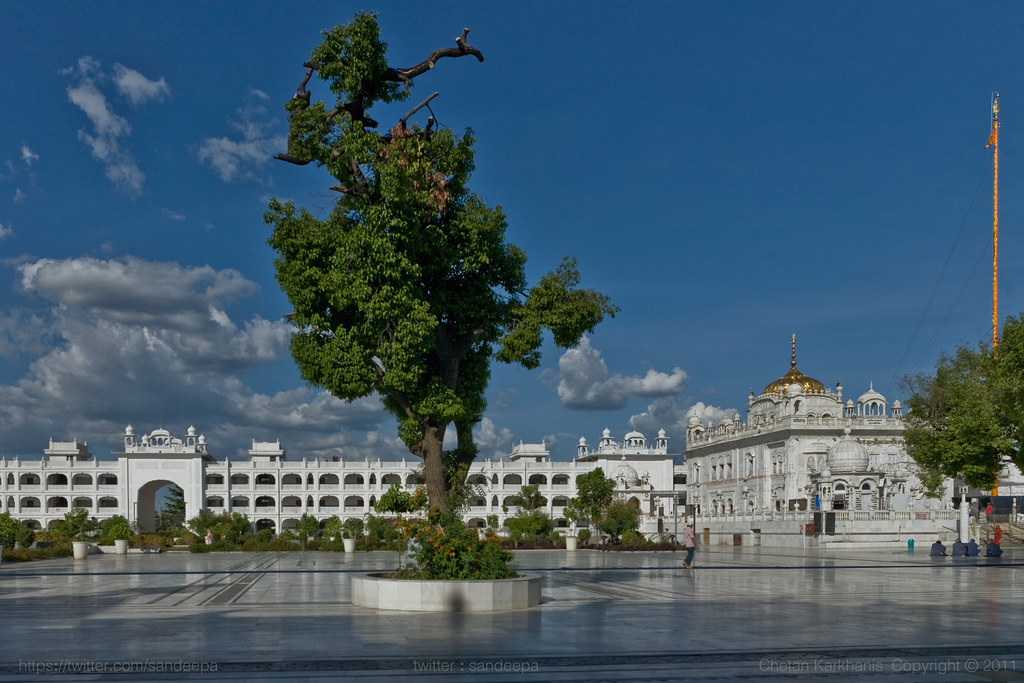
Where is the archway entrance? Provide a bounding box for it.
[136,479,183,532]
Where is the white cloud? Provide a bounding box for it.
[64,57,166,197]
[474,417,514,458]
[554,336,687,409]
[161,208,185,221]
[628,397,740,450]
[684,401,740,425]
[20,145,38,165]
[113,64,170,105]
[0,254,413,460]
[13,189,25,203]
[197,93,286,182]
[0,221,11,240]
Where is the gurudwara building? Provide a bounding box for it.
[0,424,688,539]
[685,339,1021,547]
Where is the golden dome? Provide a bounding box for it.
[762,334,825,395]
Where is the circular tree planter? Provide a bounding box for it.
[565,535,578,552]
[114,539,129,555]
[352,574,540,612]
[72,541,90,560]
[343,538,356,553]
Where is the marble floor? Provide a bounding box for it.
[1,545,1022,681]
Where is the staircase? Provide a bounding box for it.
[976,521,1024,545]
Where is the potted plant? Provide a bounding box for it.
[564,500,584,552]
[109,520,134,555]
[342,517,364,553]
[61,508,99,560]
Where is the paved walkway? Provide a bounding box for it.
[1,546,1023,681]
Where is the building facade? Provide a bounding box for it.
[1,425,687,539]
[684,339,973,547]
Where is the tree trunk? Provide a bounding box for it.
[418,425,449,511]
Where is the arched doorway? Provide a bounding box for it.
[135,479,190,532]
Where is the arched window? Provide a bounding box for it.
[320,474,340,485]
[254,496,275,507]
[503,474,522,486]
[282,496,302,507]
[72,497,92,508]
[46,496,69,508]
[231,474,250,485]
[21,497,40,508]
[231,496,250,507]
[344,496,364,507]
[255,474,276,485]
[343,474,363,485]
[46,473,68,486]
[206,496,225,508]
[382,473,401,485]
[98,497,118,508]
[97,473,118,485]
[552,474,570,485]
[466,474,488,486]
[528,474,547,485]
[206,474,225,485]
[19,473,40,486]
[369,474,376,485]
[282,473,302,485]
[406,473,423,486]
[319,496,339,507]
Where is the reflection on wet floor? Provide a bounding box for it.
[1,547,1022,680]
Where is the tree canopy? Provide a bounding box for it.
[565,468,615,527]
[902,314,1024,494]
[266,13,616,508]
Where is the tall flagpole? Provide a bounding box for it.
[987,92,1000,498]
[989,92,1000,350]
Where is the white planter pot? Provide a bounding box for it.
[72,541,90,560]
[352,574,541,612]
[343,538,356,553]
[565,535,578,552]
[114,539,129,555]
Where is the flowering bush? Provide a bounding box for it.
[394,510,517,580]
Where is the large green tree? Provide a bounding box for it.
[266,13,616,509]
[903,314,1024,495]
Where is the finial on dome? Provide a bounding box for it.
[791,333,797,369]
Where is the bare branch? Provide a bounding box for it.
[399,92,440,129]
[387,28,484,84]
[275,153,311,166]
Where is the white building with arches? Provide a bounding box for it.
[1,424,688,539]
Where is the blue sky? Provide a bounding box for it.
[2,2,1023,462]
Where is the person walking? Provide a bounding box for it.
[682,522,697,569]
